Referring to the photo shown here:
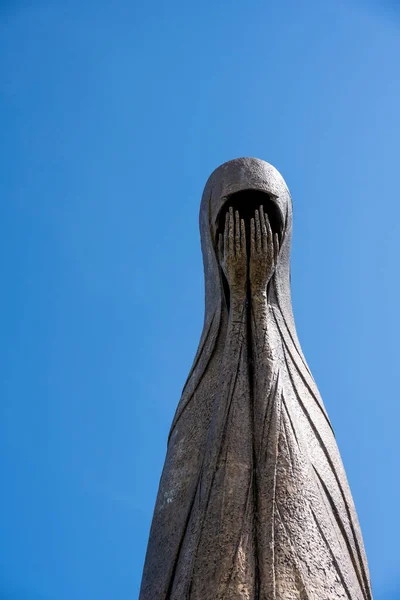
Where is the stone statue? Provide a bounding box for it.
[139,158,372,600]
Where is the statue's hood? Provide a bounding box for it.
[200,157,292,246]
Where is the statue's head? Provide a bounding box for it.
[200,157,292,251]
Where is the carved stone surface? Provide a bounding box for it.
[139,158,372,600]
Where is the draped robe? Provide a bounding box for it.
[139,158,372,600]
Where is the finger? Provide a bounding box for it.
[241,218,246,256]
[250,217,255,256]
[260,205,267,250]
[262,212,272,260]
[264,210,273,241]
[229,207,234,255]
[267,222,275,266]
[224,212,229,258]
[255,209,261,252]
[218,233,223,262]
[273,233,279,265]
[235,210,240,255]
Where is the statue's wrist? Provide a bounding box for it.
[230,287,247,311]
[230,282,246,299]
[250,286,268,302]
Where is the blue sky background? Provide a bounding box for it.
[1,1,399,598]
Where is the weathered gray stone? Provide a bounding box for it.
[139,158,372,600]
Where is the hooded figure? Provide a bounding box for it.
[139,158,372,600]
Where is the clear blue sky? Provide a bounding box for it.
[1,1,399,598]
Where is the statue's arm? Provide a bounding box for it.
[249,207,279,382]
[218,207,248,348]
